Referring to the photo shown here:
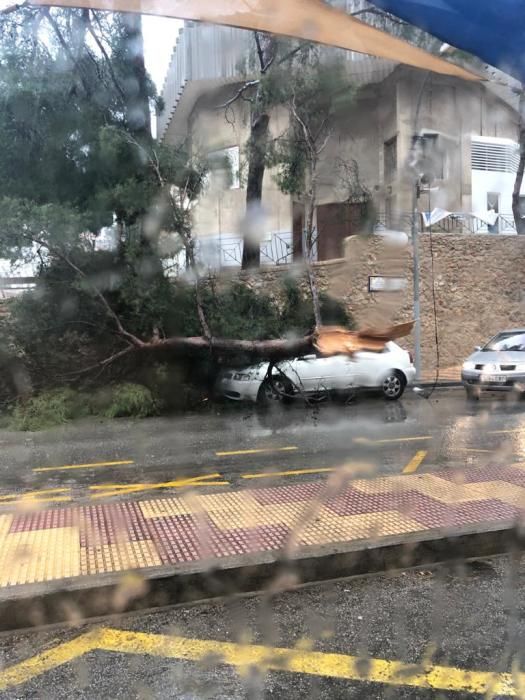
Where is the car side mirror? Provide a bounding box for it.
[474,345,481,352]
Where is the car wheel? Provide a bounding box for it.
[381,371,406,401]
[257,376,293,406]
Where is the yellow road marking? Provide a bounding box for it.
[353,436,431,445]
[488,429,523,435]
[242,467,335,480]
[402,451,427,474]
[33,460,134,473]
[89,473,228,499]
[0,626,520,695]
[0,487,71,505]
[216,446,298,457]
[0,629,103,691]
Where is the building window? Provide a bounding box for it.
[384,137,397,183]
[207,145,240,189]
[420,133,445,180]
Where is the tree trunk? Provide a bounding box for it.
[512,87,525,234]
[303,162,322,327]
[121,13,151,140]
[242,33,277,269]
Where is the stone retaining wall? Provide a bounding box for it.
[212,234,525,373]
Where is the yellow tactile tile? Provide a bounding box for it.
[404,475,491,504]
[298,508,423,546]
[208,501,306,530]
[80,540,162,575]
[352,476,409,495]
[469,481,525,507]
[139,497,193,519]
[0,527,80,587]
[0,514,13,548]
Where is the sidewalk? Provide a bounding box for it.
[1,462,523,601]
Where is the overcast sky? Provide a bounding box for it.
[142,15,183,91]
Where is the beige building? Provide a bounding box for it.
[159,21,524,268]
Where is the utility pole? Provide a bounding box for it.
[410,71,431,382]
[411,181,421,380]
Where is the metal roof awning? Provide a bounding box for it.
[31,0,480,82]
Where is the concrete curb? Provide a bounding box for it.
[0,520,520,632]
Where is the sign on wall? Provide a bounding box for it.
[368,276,407,292]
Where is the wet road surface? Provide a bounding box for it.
[1,389,525,505]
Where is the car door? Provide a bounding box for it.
[285,355,323,393]
[288,354,356,393]
[352,350,385,387]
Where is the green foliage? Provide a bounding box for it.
[280,277,353,334]
[96,382,158,418]
[266,51,356,197]
[204,283,282,340]
[11,388,88,431]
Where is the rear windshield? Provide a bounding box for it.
[483,332,525,351]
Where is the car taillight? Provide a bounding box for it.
[409,352,414,364]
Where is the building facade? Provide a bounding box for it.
[159,21,525,269]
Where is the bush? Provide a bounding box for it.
[11,388,88,431]
[95,382,158,418]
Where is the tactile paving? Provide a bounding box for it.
[0,465,524,589]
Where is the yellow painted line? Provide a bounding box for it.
[0,629,103,691]
[215,446,298,457]
[402,451,427,474]
[0,487,72,505]
[242,467,335,480]
[89,473,228,499]
[33,460,134,473]
[488,429,523,435]
[354,436,432,445]
[0,626,521,696]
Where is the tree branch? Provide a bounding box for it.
[42,8,92,98]
[216,80,259,110]
[19,229,144,348]
[254,31,265,71]
[87,11,126,103]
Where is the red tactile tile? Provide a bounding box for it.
[250,481,324,506]
[207,523,289,558]
[145,514,203,564]
[409,497,519,529]
[9,507,75,533]
[324,488,419,516]
[79,502,150,547]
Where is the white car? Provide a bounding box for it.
[217,342,416,404]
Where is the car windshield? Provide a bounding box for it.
[483,332,525,351]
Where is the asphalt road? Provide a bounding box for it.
[1,388,525,505]
[1,554,524,698]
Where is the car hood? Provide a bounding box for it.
[465,350,525,365]
[220,362,270,380]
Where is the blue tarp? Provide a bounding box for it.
[368,0,525,84]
